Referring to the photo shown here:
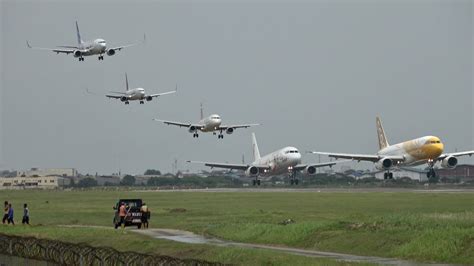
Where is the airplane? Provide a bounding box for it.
[153,104,259,139]
[27,21,144,61]
[106,73,176,104]
[309,117,474,180]
[188,133,344,185]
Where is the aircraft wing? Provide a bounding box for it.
[437,151,474,160]
[148,89,177,98]
[105,94,124,99]
[309,151,405,163]
[153,119,199,128]
[218,124,260,130]
[187,161,269,171]
[293,160,350,171]
[108,34,146,52]
[27,41,76,54]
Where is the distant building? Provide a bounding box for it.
[358,168,428,182]
[96,176,121,186]
[18,168,78,177]
[436,165,474,182]
[0,176,60,189]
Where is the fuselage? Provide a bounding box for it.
[123,88,146,101]
[199,114,222,132]
[252,147,302,176]
[378,136,444,166]
[74,39,107,57]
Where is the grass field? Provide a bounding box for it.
[0,189,473,265]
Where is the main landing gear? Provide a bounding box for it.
[98,55,104,60]
[383,171,393,179]
[252,178,261,186]
[124,101,130,105]
[193,133,199,138]
[78,57,84,61]
[139,101,144,104]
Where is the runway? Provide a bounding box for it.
[135,187,474,193]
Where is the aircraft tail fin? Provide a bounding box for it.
[376,116,389,150]
[75,21,84,45]
[251,133,261,161]
[200,103,204,120]
[125,73,129,91]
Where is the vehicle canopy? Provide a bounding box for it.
[115,199,142,210]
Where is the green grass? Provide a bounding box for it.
[0,189,473,264]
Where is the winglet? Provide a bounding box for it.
[175,83,178,92]
[125,73,129,91]
[26,40,32,48]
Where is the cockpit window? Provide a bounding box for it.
[426,140,441,144]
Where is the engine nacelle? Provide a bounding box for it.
[188,125,196,133]
[226,128,234,135]
[146,96,153,101]
[120,96,127,102]
[303,166,317,175]
[73,50,82,58]
[375,157,393,170]
[441,156,457,169]
[106,49,116,56]
[245,166,259,177]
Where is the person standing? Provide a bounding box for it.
[2,201,9,224]
[140,202,149,229]
[22,203,29,225]
[7,204,14,225]
[119,202,126,229]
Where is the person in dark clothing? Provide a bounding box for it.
[7,204,14,225]
[2,201,8,224]
[22,203,29,225]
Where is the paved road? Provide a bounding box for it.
[131,228,450,266]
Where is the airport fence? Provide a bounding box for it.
[0,233,223,266]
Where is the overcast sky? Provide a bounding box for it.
[1,0,472,174]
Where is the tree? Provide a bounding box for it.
[144,169,161,176]
[77,177,98,187]
[121,175,136,186]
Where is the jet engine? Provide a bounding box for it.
[226,128,234,135]
[120,96,127,102]
[106,49,116,56]
[375,157,393,170]
[245,166,259,177]
[146,96,153,101]
[188,125,197,133]
[303,165,317,175]
[441,156,457,169]
[73,50,82,58]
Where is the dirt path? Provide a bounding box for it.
[60,225,450,265]
[131,228,447,266]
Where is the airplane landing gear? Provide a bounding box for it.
[218,134,224,139]
[79,57,84,61]
[124,101,130,105]
[427,168,437,179]
[426,160,437,181]
[383,172,393,179]
[193,133,199,138]
[98,55,104,60]
[252,179,261,186]
[289,170,299,185]
[139,101,144,104]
